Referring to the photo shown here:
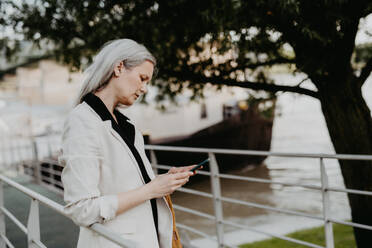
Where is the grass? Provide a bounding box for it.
[239,223,356,248]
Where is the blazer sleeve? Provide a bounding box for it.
[59,112,118,227]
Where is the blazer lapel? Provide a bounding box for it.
[131,124,156,180]
[104,119,172,213]
[103,120,145,184]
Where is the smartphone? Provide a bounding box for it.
[190,158,210,172]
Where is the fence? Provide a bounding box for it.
[0,173,135,248]
[1,135,372,247]
[145,145,372,248]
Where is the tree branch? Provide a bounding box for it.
[164,70,319,99]
[295,77,310,87]
[237,57,296,70]
[358,57,372,86]
[208,57,296,76]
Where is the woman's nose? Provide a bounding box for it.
[140,84,147,94]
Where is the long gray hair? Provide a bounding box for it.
[73,39,156,106]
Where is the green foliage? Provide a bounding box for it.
[3,0,371,103]
[240,223,356,248]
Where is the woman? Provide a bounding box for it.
[59,39,196,248]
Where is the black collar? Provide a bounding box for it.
[82,92,130,125]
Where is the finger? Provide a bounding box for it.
[192,166,203,175]
[173,171,193,179]
[168,167,178,174]
[173,177,189,185]
[184,165,197,171]
[177,165,195,172]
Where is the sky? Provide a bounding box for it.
[355,13,372,45]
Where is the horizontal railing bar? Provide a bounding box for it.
[40,177,63,188]
[176,223,217,241]
[40,177,53,184]
[52,180,63,188]
[0,174,134,248]
[0,206,27,234]
[222,219,324,248]
[153,164,211,176]
[173,204,216,220]
[327,186,372,196]
[33,239,47,248]
[189,169,211,176]
[328,218,372,231]
[220,196,324,221]
[0,174,64,214]
[145,145,372,161]
[176,187,213,199]
[218,173,322,190]
[0,233,15,248]
[40,168,62,176]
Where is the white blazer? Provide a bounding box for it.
[59,102,173,248]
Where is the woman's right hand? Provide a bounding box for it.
[146,171,193,199]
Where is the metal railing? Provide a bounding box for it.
[0,173,136,248]
[1,135,372,247]
[145,145,372,248]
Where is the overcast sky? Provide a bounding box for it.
[355,13,372,45]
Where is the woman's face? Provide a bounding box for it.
[113,60,154,106]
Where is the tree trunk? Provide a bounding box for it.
[318,79,372,247]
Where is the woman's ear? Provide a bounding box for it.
[113,61,124,77]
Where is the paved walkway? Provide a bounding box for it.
[2,175,79,248]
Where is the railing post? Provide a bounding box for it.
[31,140,41,185]
[150,150,158,176]
[27,199,41,248]
[208,152,224,247]
[0,181,6,248]
[320,158,334,248]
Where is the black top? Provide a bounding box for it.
[82,93,159,238]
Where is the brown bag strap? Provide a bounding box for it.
[165,195,183,248]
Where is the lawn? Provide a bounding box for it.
[240,223,356,248]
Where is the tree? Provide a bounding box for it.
[2,0,372,246]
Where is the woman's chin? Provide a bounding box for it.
[118,99,134,107]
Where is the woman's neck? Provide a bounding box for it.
[94,89,118,121]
